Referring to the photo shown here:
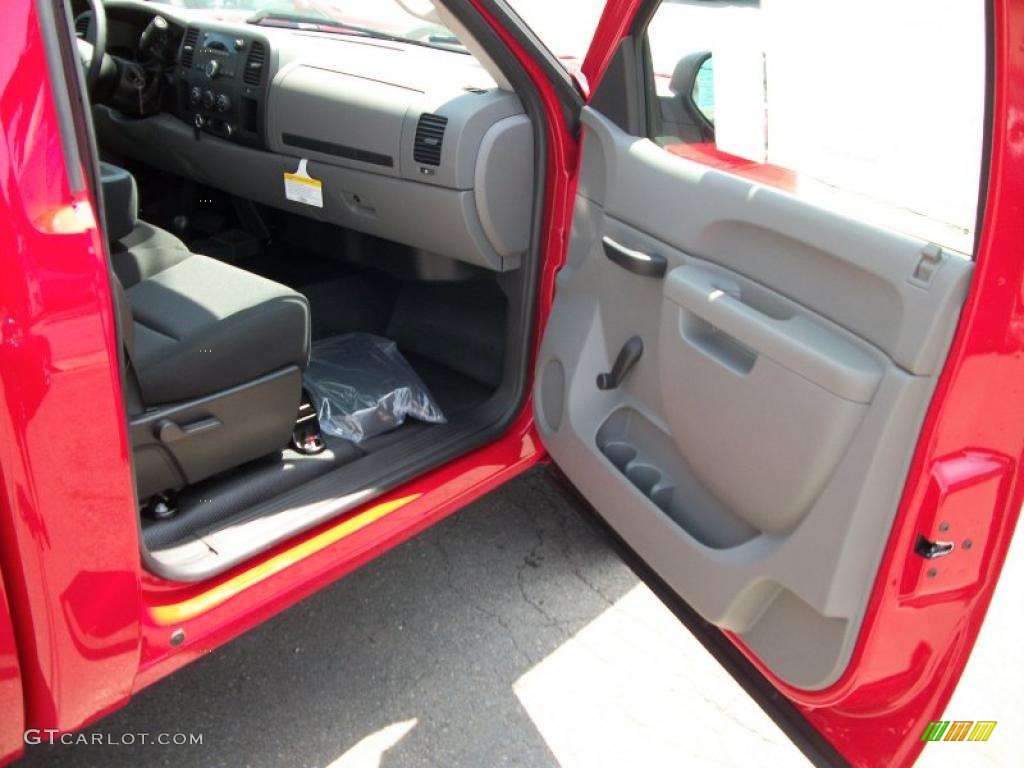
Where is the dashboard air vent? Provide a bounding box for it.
[244,42,267,86]
[74,14,91,39]
[413,114,448,167]
[180,28,198,68]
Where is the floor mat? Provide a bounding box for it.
[387,279,507,389]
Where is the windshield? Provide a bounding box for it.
[147,1,463,51]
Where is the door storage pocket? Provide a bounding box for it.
[659,265,884,534]
[596,408,759,549]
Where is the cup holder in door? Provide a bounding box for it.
[650,485,675,515]
[596,407,760,549]
[602,441,638,471]
[625,464,661,495]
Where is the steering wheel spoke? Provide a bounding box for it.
[82,0,107,95]
[76,37,94,69]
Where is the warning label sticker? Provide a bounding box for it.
[284,159,323,208]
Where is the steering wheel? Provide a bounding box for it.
[77,0,108,96]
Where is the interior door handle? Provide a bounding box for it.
[602,237,667,279]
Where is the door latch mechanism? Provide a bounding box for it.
[914,534,955,559]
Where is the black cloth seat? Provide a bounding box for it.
[120,247,311,405]
[114,219,189,255]
[99,163,309,406]
[110,221,189,287]
[101,163,310,497]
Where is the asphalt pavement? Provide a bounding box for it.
[16,467,811,768]
[16,466,1020,767]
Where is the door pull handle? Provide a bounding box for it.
[602,237,667,278]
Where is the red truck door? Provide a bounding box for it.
[0,0,142,760]
[536,0,1024,764]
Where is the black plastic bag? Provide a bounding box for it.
[304,333,446,443]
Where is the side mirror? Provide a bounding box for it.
[669,51,714,142]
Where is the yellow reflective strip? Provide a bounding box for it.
[149,493,421,625]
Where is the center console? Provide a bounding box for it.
[176,26,269,148]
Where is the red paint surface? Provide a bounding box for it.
[0,1,1020,767]
[581,0,641,89]
[0,567,25,765]
[0,1,142,763]
[663,142,798,192]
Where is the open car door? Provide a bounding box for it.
[533,0,1023,765]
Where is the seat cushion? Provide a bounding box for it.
[126,252,311,405]
[112,222,190,287]
[100,163,139,243]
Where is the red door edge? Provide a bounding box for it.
[768,0,1024,760]
[580,0,1022,765]
[0,0,143,743]
[580,0,646,89]
[0,558,26,766]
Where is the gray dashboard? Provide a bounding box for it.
[92,3,534,271]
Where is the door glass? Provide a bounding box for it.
[502,0,607,69]
[643,0,985,254]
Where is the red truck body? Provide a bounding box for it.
[1,1,1022,766]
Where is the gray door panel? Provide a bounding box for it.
[535,107,972,689]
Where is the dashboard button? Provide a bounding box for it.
[216,94,231,113]
[205,59,220,79]
[189,86,202,105]
[202,90,215,110]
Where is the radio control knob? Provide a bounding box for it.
[202,90,215,110]
[189,86,202,104]
[205,59,219,79]
[215,94,231,113]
